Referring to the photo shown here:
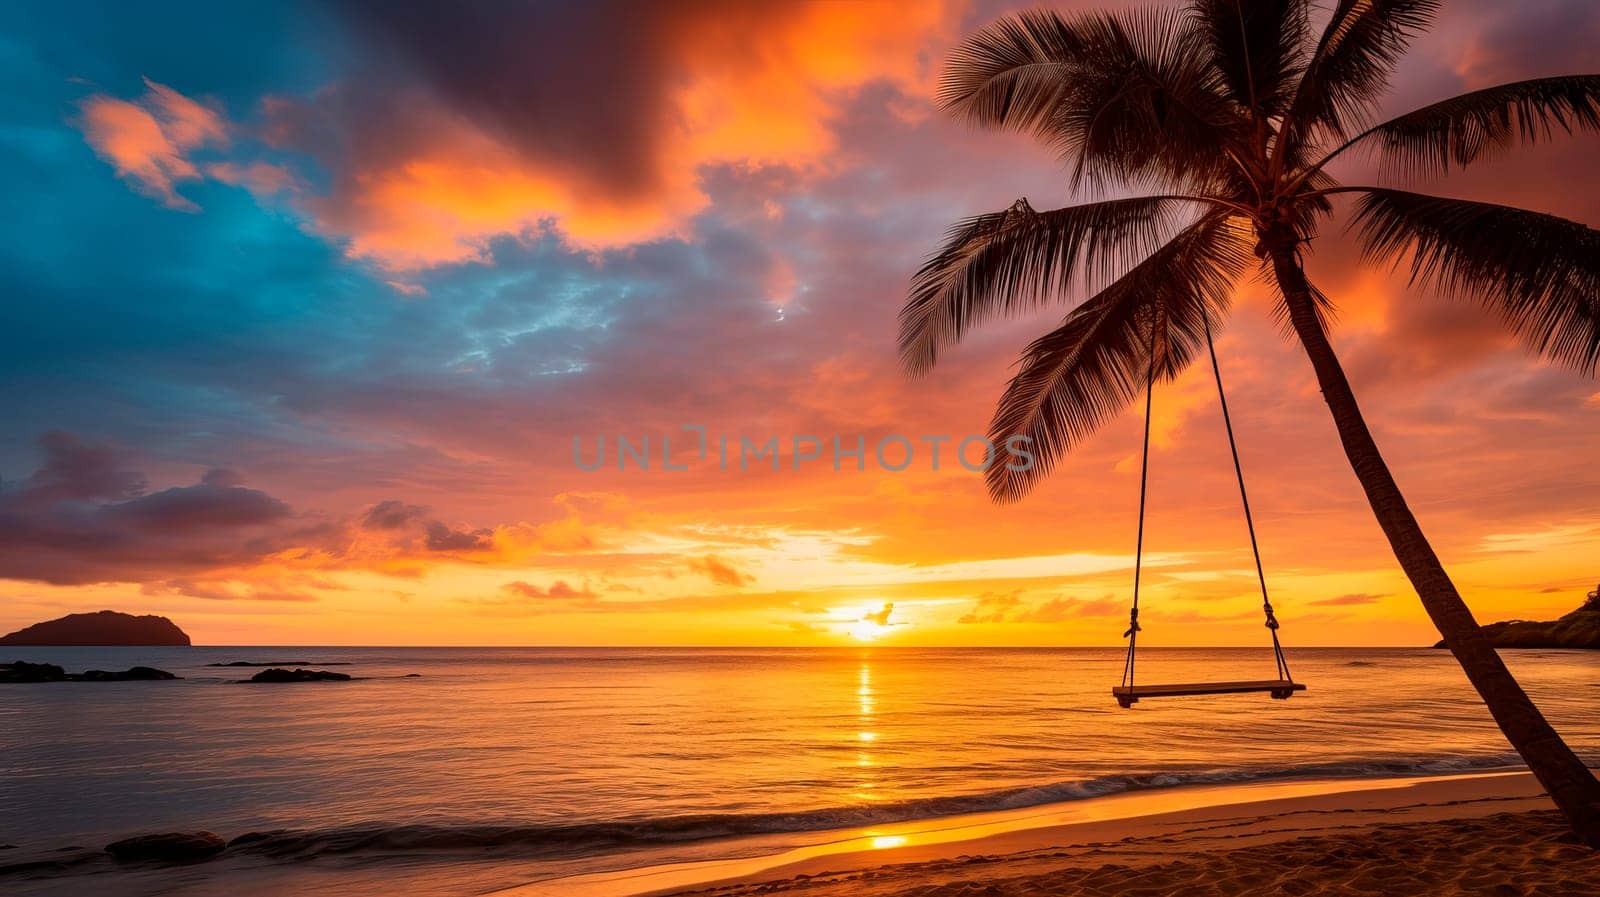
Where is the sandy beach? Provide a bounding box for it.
[500,772,1597,897]
[669,810,1595,897]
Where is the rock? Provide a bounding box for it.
[247,668,352,683]
[76,666,180,681]
[403,673,422,677]
[1,661,180,683]
[0,661,67,682]
[1434,584,1600,649]
[206,660,350,667]
[0,610,190,646]
[104,831,226,863]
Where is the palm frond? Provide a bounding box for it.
[1355,76,1600,178]
[1284,1,1439,148]
[943,8,1246,192]
[940,8,1090,135]
[1192,0,1310,115]
[899,195,1194,376]
[1353,188,1600,373]
[1056,8,1245,190]
[985,214,1254,502]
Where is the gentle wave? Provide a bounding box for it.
[226,753,1526,861]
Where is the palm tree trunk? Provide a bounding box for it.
[1265,240,1600,847]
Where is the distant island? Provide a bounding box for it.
[1436,585,1600,649]
[0,610,191,646]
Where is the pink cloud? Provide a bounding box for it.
[502,580,596,600]
[77,79,228,211]
[206,160,297,195]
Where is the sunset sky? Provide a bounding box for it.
[2,0,1597,646]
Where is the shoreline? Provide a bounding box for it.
[492,770,1563,897]
[6,769,1591,897]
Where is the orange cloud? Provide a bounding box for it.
[299,130,679,270]
[687,554,754,587]
[78,78,227,211]
[501,580,596,600]
[265,2,955,270]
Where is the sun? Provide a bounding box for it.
[845,602,896,641]
[849,618,886,642]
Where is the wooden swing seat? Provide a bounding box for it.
[1112,679,1305,708]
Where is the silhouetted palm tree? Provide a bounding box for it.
[901,1,1600,844]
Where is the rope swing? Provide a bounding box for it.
[1113,314,1304,708]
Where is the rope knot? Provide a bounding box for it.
[1123,607,1141,638]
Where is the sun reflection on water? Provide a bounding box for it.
[852,659,879,798]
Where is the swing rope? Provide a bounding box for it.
[1121,312,1294,692]
[1120,320,1156,691]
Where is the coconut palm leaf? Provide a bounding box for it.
[985,214,1253,502]
[1346,76,1600,178]
[939,8,1090,136]
[1193,0,1309,115]
[1283,1,1439,151]
[1056,9,1245,189]
[942,8,1245,191]
[900,195,1198,375]
[1353,188,1600,373]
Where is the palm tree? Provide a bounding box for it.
[900,1,1600,845]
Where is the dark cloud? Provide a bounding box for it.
[330,2,682,200]
[358,500,494,553]
[13,431,147,506]
[0,433,517,588]
[326,1,829,202]
[360,499,428,530]
[103,481,291,534]
[423,520,493,552]
[0,432,305,585]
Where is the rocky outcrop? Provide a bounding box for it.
[247,668,352,683]
[0,661,180,683]
[0,661,67,682]
[0,611,190,646]
[206,660,350,667]
[76,666,179,681]
[1436,585,1600,649]
[105,832,226,863]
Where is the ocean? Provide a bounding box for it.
[2,646,1596,890]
